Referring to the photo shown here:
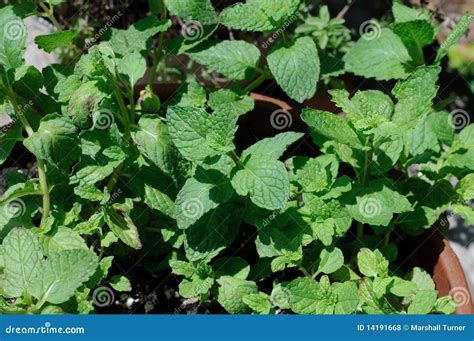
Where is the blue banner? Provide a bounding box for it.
[0,315,472,340]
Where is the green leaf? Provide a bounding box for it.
[35,30,78,53]
[169,259,195,277]
[104,208,142,250]
[108,16,171,55]
[212,257,250,280]
[243,132,304,159]
[344,28,413,80]
[110,275,132,292]
[436,12,473,64]
[392,21,435,65]
[0,121,22,166]
[433,296,457,314]
[407,290,437,314]
[117,51,146,87]
[232,155,290,210]
[23,114,80,168]
[2,228,43,298]
[167,105,237,162]
[406,115,439,156]
[0,180,41,205]
[208,89,255,117]
[185,208,238,262]
[221,0,300,32]
[43,227,88,255]
[344,180,413,227]
[357,248,389,278]
[286,277,336,314]
[243,292,272,314]
[216,276,258,314]
[129,170,176,218]
[293,155,339,193]
[132,115,184,179]
[456,174,474,201]
[175,168,234,229]
[392,2,432,23]
[164,0,216,24]
[66,81,106,128]
[301,109,363,148]
[28,249,98,305]
[315,247,344,276]
[0,7,27,70]
[267,37,320,103]
[333,281,359,314]
[389,278,418,297]
[392,66,440,129]
[451,204,474,226]
[330,89,393,131]
[188,40,261,80]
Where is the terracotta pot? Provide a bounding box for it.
[143,83,473,314]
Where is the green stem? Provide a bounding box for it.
[38,1,62,32]
[148,0,167,87]
[107,80,132,193]
[243,72,268,94]
[6,89,50,228]
[356,136,374,239]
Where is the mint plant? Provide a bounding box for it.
[0,1,472,315]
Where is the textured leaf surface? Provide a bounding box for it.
[301,109,363,148]
[164,0,216,24]
[243,132,303,159]
[267,37,320,103]
[188,40,260,80]
[176,168,233,229]
[392,66,440,129]
[221,0,300,32]
[167,105,237,162]
[0,7,27,69]
[23,114,80,167]
[217,276,258,313]
[232,156,289,210]
[28,250,98,304]
[108,16,171,55]
[104,208,142,250]
[344,28,412,80]
[2,228,43,297]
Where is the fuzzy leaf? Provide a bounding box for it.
[164,0,216,24]
[217,276,258,314]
